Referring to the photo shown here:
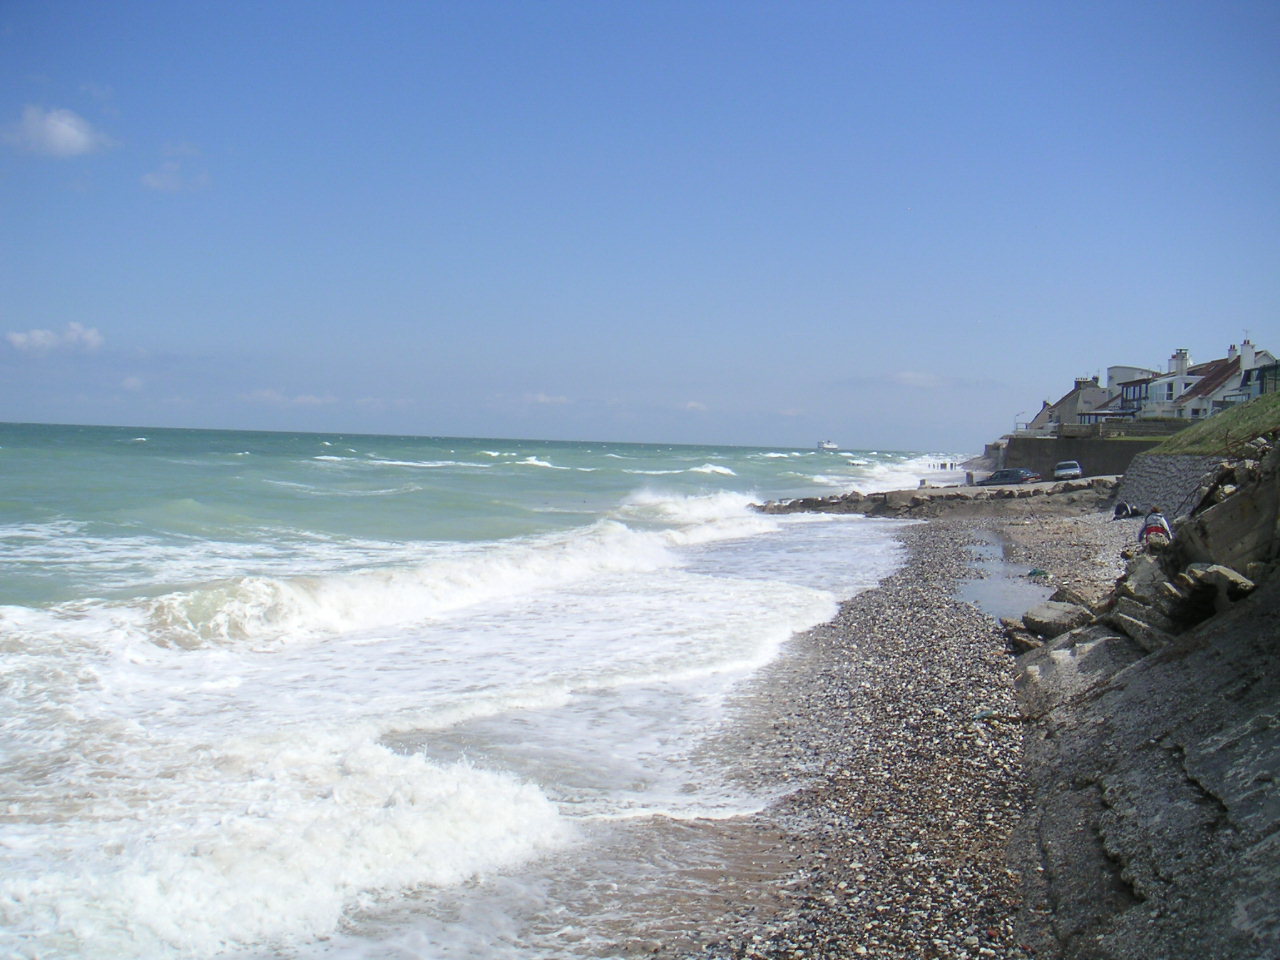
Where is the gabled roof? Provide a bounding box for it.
[1177,357,1239,402]
[1186,359,1224,377]
[1089,393,1126,411]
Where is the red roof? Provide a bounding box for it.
[1177,357,1239,402]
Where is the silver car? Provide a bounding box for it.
[1052,460,1084,480]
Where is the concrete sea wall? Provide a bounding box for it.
[1000,436,1163,479]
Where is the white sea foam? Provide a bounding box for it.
[369,458,489,469]
[263,479,425,498]
[0,732,569,958]
[690,463,736,476]
[0,490,862,957]
[850,454,969,492]
[126,497,786,651]
[783,453,969,494]
[617,488,753,523]
[0,520,441,607]
[0,427,938,959]
[798,472,858,487]
[623,464,736,477]
[312,455,487,470]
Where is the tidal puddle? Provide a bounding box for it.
[957,532,1053,621]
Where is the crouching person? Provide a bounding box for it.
[1139,505,1173,552]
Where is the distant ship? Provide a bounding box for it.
[817,440,839,451]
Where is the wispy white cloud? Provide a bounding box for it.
[683,400,708,412]
[5,105,115,157]
[141,159,210,193]
[241,388,337,406]
[7,322,104,353]
[121,376,144,391]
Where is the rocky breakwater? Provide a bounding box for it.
[1004,438,1280,959]
[757,477,1119,520]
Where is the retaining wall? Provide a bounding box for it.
[1001,436,1164,478]
[1114,452,1223,518]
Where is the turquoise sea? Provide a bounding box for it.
[0,422,968,959]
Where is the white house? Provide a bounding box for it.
[1142,349,1203,419]
[1174,340,1276,418]
[1140,340,1274,420]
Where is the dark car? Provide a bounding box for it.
[976,467,1042,486]
[1052,460,1084,480]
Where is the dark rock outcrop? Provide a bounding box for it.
[1012,436,1280,959]
[756,477,1119,519]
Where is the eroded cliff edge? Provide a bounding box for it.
[1009,441,1279,959]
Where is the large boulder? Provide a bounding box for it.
[1173,443,1280,572]
[1023,600,1094,638]
[1116,553,1171,604]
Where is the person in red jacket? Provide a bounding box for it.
[1139,506,1173,549]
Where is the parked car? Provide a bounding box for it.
[976,467,1042,485]
[1052,460,1084,480]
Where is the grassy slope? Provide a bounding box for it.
[1150,392,1280,456]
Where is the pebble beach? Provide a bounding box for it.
[665,507,1132,960]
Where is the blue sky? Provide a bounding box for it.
[2,1,1277,451]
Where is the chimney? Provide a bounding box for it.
[1241,339,1256,368]
[1228,343,1239,361]
[1169,348,1190,376]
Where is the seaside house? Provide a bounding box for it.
[1077,364,1162,424]
[1079,389,1139,424]
[1255,360,1280,396]
[1141,340,1275,420]
[1213,340,1277,407]
[1141,348,1205,419]
[1020,340,1274,436]
[1024,376,1111,433]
